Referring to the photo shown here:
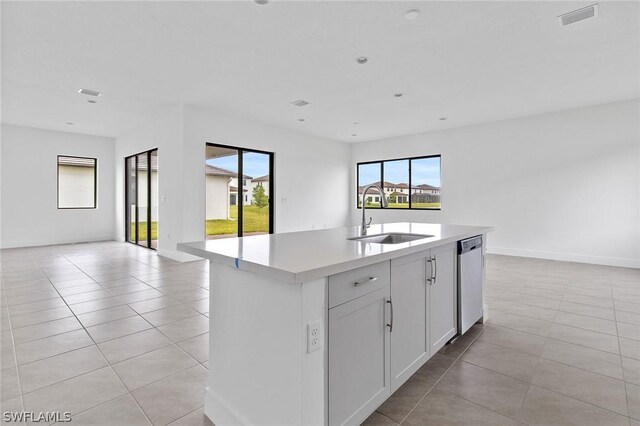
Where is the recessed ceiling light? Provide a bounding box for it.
[405,9,420,20]
[65,122,75,125]
[558,4,598,26]
[77,88,101,97]
[291,99,309,107]
[254,0,269,5]
[356,57,368,64]
[87,100,97,104]
[394,93,403,97]
[439,117,447,121]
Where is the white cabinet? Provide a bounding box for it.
[329,286,391,426]
[390,252,429,392]
[328,243,458,425]
[428,243,457,354]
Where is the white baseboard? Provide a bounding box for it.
[156,248,202,262]
[0,235,114,249]
[487,246,639,269]
[204,386,249,426]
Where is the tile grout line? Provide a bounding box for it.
[2,281,27,413]
[489,283,629,314]
[459,276,635,421]
[612,282,632,418]
[486,275,633,421]
[16,253,154,424]
[475,329,630,389]
[46,250,208,424]
[9,300,207,369]
[166,405,207,426]
[59,251,159,426]
[398,326,487,424]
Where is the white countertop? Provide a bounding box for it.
[178,222,493,283]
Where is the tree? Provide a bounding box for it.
[252,184,269,211]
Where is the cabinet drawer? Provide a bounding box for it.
[329,261,390,308]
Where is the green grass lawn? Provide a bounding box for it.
[387,202,441,209]
[132,201,438,241]
[130,221,158,241]
[130,205,269,240]
[359,202,441,209]
[206,205,269,236]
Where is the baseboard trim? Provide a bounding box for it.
[204,386,249,426]
[0,236,114,249]
[487,246,639,269]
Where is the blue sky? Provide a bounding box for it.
[206,152,270,178]
[359,157,441,187]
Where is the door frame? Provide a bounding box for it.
[125,148,158,250]
[205,142,275,237]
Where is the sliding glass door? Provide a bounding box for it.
[125,148,158,249]
[205,143,273,239]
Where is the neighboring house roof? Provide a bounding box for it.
[206,165,252,179]
[358,186,381,195]
[253,175,269,182]
[415,184,440,190]
[363,181,410,189]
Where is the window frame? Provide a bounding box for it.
[205,142,275,237]
[356,154,441,211]
[57,155,98,210]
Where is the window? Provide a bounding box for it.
[205,143,274,239]
[357,162,382,208]
[356,155,441,210]
[57,156,97,209]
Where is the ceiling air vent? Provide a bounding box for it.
[558,4,598,26]
[77,88,102,97]
[291,99,309,107]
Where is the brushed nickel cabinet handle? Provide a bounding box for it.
[433,255,437,285]
[354,276,378,287]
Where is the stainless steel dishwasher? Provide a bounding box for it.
[457,235,484,335]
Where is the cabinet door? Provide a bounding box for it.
[429,243,457,354]
[329,287,391,426]
[390,252,429,392]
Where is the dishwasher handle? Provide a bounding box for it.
[458,236,483,255]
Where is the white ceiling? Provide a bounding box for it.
[2,1,639,142]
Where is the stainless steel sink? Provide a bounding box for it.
[348,233,434,244]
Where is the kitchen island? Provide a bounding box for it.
[178,222,492,426]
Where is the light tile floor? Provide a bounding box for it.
[365,253,640,426]
[0,242,638,425]
[1,242,212,426]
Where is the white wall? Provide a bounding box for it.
[115,105,184,257]
[350,100,640,268]
[1,124,115,248]
[184,105,351,241]
[115,104,350,260]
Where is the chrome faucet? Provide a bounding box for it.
[360,184,388,235]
